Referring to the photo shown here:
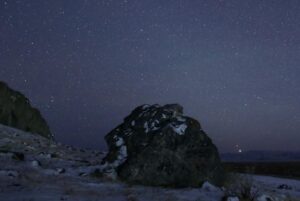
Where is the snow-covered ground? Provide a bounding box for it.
[0,124,299,201]
[252,175,300,200]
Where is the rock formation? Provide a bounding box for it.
[102,104,224,187]
[0,81,53,139]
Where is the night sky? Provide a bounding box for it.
[1,0,300,153]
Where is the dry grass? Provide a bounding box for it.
[223,173,259,201]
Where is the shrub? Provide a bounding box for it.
[223,173,259,201]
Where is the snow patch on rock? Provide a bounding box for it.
[176,116,186,122]
[144,122,149,133]
[115,136,124,147]
[170,123,187,135]
[131,120,135,126]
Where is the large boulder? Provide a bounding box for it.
[0,81,53,139]
[102,104,224,187]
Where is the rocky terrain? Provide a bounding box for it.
[102,104,223,187]
[0,81,52,139]
[0,124,300,201]
[0,83,299,200]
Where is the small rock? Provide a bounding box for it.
[78,172,88,177]
[256,194,287,201]
[12,152,24,161]
[227,197,239,201]
[90,168,103,178]
[9,183,21,187]
[201,181,220,192]
[33,139,41,144]
[277,184,292,190]
[0,170,19,178]
[8,171,19,178]
[256,195,274,201]
[46,153,58,158]
[31,160,41,167]
[56,168,65,174]
[39,152,45,156]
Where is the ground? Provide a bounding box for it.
[0,124,299,201]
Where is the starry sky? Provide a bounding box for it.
[1,0,300,153]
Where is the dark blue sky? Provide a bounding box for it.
[1,0,300,152]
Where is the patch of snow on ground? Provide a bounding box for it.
[201,181,220,192]
[252,174,300,199]
[1,124,300,201]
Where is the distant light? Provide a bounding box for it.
[238,149,242,153]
